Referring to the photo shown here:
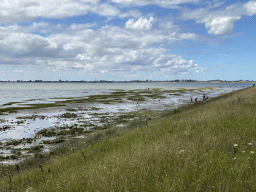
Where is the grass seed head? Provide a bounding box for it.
[15,164,20,172]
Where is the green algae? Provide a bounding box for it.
[2,102,22,106]
[37,129,56,137]
[0,103,66,115]
[28,145,43,152]
[16,115,46,120]
[65,108,78,112]
[6,139,22,146]
[0,88,197,115]
[43,137,65,144]
[0,125,12,131]
[25,138,33,144]
[11,150,22,157]
[59,112,78,118]
[197,87,214,91]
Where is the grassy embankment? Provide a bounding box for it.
[1,86,256,191]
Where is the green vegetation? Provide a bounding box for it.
[11,150,22,157]
[37,129,56,137]
[2,87,256,191]
[16,115,46,120]
[59,112,78,118]
[43,137,65,144]
[55,88,186,104]
[65,108,78,112]
[197,86,214,91]
[25,138,33,144]
[28,145,44,153]
[0,103,66,114]
[6,139,22,146]
[0,88,200,115]
[0,125,12,131]
[2,102,22,106]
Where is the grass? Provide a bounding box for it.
[1,87,256,191]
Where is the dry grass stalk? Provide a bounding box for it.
[15,164,20,184]
[81,152,85,160]
[39,164,44,179]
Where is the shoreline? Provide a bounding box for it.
[0,86,249,166]
[0,86,250,165]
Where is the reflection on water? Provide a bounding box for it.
[0,82,252,105]
[0,83,249,142]
[0,82,252,164]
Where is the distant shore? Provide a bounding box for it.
[0,80,255,83]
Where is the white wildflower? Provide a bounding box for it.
[234,144,238,147]
[248,143,252,146]
[179,150,185,153]
[251,151,254,154]
[234,157,236,159]
[242,151,245,153]
[25,187,34,192]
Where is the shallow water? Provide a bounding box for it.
[0,82,252,164]
[0,84,248,141]
[0,82,251,105]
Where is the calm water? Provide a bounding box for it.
[0,82,252,106]
[0,82,253,164]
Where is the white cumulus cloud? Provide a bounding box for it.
[0,23,201,78]
[0,0,119,23]
[244,1,256,16]
[205,16,241,35]
[112,0,200,8]
[125,17,154,30]
[182,1,256,35]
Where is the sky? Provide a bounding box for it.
[0,0,256,81]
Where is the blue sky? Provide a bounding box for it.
[0,0,256,81]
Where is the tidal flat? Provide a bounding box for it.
[0,86,247,164]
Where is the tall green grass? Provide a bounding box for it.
[1,87,256,191]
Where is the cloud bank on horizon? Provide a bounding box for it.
[0,0,256,81]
